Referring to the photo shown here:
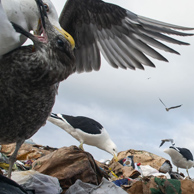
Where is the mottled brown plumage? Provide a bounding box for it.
[0,0,75,177]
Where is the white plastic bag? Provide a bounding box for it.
[140,165,170,178]
[11,170,62,194]
[66,177,128,194]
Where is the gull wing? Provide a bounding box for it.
[160,139,174,147]
[59,0,194,73]
[168,104,182,110]
[159,98,167,108]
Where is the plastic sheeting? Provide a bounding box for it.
[11,170,62,194]
[66,177,128,194]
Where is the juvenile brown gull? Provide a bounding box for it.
[0,0,75,177]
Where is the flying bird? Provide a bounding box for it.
[0,0,75,177]
[58,0,194,73]
[160,139,194,177]
[159,98,182,111]
[0,0,75,56]
[159,138,175,147]
[48,113,118,160]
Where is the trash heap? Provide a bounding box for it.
[0,142,194,194]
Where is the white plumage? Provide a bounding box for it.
[0,0,21,56]
[160,139,194,177]
[0,0,74,56]
[164,148,194,170]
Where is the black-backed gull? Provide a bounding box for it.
[48,113,118,159]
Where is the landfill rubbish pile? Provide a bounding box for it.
[0,141,194,194]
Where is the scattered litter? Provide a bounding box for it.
[113,178,130,187]
[119,156,135,168]
[140,165,171,178]
[0,145,193,193]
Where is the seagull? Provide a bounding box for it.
[48,113,118,159]
[159,98,182,111]
[58,0,194,73]
[0,0,75,178]
[0,0,75,56]
[160,139,194,177]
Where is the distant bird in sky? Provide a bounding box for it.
[160,139,194,177]
[0,0,75,56]
[0,0,75,177]
[48,113,118,160]
[159,139,175,147]
[159,98,182,111]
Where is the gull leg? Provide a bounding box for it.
[8,140,24,178]
[186,168,190,178]
[79,142,84,151]
[177,167,179,173]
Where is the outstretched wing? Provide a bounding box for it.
[59,0,194,73]
[159,139,174,147]
[168,104,182,110]
[159,98,167,108]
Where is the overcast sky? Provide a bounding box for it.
[32,0,194,176]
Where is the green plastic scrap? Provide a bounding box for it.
[150,177,181,194]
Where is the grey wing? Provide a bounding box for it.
[59,0,194,73]
[159,98,167,108]
[168,104,182,110]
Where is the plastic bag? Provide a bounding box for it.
[140,165,170,178]
[66,177,128,194]
[11,170,62,194]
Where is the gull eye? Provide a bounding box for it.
[57,38,64,47]
[44,3,49,12]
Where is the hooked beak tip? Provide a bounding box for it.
[114,153,118,162]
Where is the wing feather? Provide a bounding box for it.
[59,0,194,73]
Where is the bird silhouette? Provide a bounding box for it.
[159,98,182,111]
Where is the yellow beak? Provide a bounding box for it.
[54,26,75,50]
[114,153,118,162]
[34,19,75,50]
